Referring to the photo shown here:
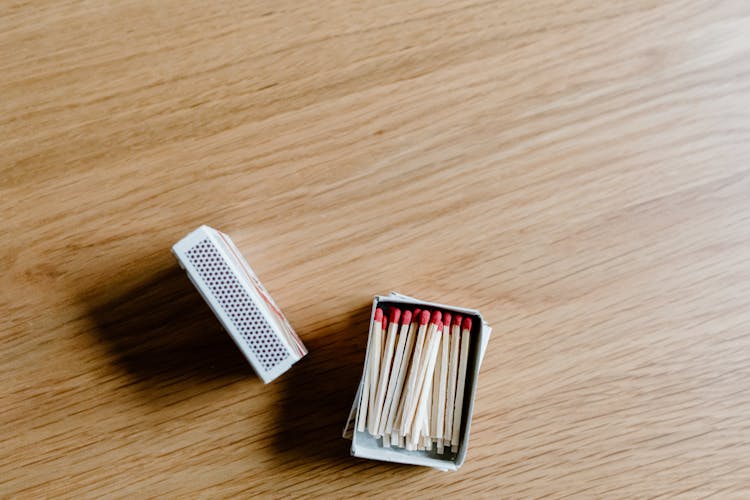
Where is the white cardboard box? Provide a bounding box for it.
[343,292,491,471]
[172,225,307,383]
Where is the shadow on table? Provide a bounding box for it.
[81,262,254,402]
[82,261,432,475]
[271,303,371,463]
[270,304,433,478]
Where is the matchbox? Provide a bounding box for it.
[343,292,491,471]
[172,225,307,383]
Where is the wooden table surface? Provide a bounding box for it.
[2,0,750,497]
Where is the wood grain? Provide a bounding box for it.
[2,0,750,496]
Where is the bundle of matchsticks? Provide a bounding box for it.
[356,306,473,453]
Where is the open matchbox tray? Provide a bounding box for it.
[343,292,492,471]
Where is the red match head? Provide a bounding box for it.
[435,320,443,332]
[419,310,430,325]
[453,314,462,327]
[374,308,384,322]
[430,310,442,325]
[401,310,412,325]
[443,312,452,328]
[462,317,472,331]
[389,307,401,324]
[382,315,388,330]
[413,308,421,321]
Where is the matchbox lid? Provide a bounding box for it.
[172,225,306,383]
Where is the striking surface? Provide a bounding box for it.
[2,0,749,496]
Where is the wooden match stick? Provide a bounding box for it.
[431,312,449,449]
[372,307,401,435]
[356,365,370,433]
[400,311,441,436]
[399,310,434,436]
[444,314,461,445]
[380,313,387,364]
[413,407,423,450]
[408,316,442,447]
[405,435,417,451]
[389,308,419,444]
[434,312,451,453]
[407,319,442,446]
[366,308,384,435]
[414,396,429,450]
[378,309,413,436]
[430,316,442,441]
[451,316,472,452]
[424,371,433,450]
[357,308,383,432]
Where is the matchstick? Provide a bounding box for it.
[444,314,461,446]
[357,308,383,433]
[378,309,413,436]
[405,436,417,451]
[430,317,441,438]
[373,307,401,435]
[407,319,442,446]
[414,397,429,450]
[434,312,451,453]
[413,407,423,450]
[424,371,433,450]
[399,310,435,436]
[451,317,472,452]
[378,312,387,375]
[366,308,384,435]
[389,308,419,443]
[380,313,387,363]
[430,313,448,449]
[356,366,370,433]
